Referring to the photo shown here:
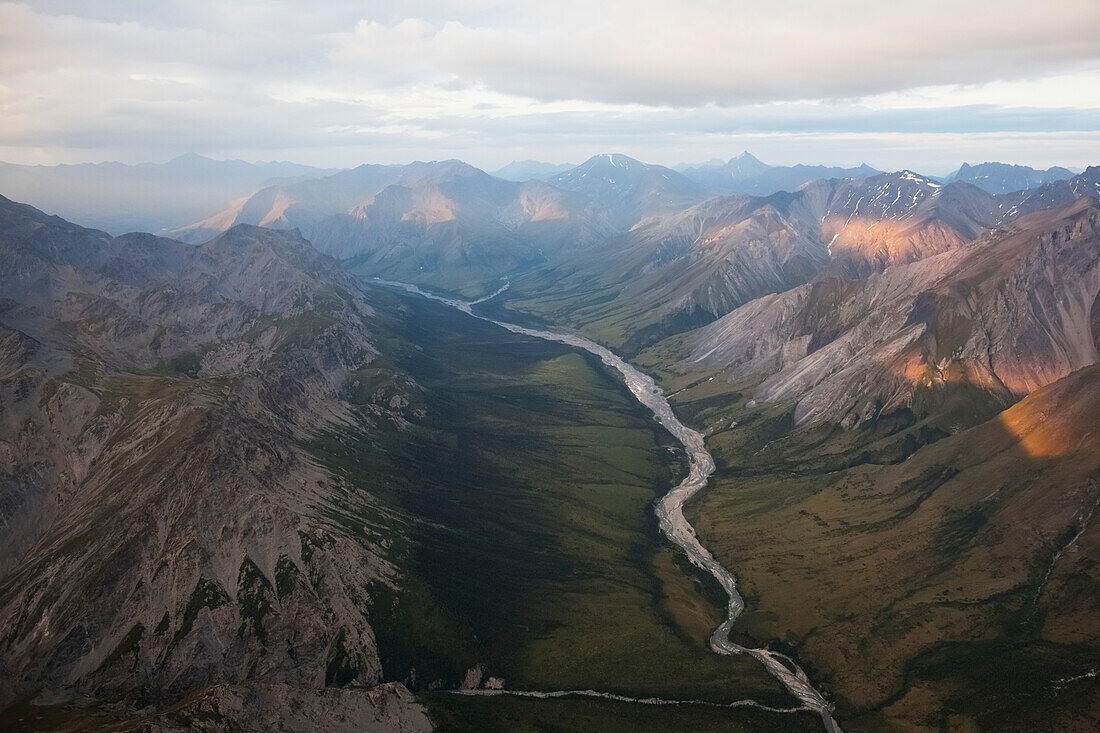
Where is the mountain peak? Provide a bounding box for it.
[582,153,643,169]
[731,151,765,165]
[894,170,942,187]
[168,152,216,165]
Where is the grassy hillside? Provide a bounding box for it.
[642,358,1100,731]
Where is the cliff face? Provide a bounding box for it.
[0,197,425,726]
[679,198,1100,427]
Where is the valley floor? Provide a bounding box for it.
[312,287,823,730]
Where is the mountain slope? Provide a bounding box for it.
[683,360,1100,731]
[172,160,614,294]
[547,153,709,229]
[664,196,1100,428]
[1000,165,1100,217]
[0,196,429,728]
[630,196,1100,731]
[814,171,999,275]
[504,172,1002,352]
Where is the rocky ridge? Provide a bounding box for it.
[0,196,427,728]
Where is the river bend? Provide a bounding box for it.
[376,279,841,733]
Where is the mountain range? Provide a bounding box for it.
[0,193,438,728]
[667,195,1099,426]
[945,161,1076,194]
[678,152,882,195]
[503,168,1019,353]
[171,159,615,292]
[637,193,1100,730]
[1,151,1098,732]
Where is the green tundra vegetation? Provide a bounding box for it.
[310,287,815,730]
[631,352,1100,731]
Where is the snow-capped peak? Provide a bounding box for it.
[897,170,941,188]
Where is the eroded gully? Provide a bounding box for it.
[375,279,841,733]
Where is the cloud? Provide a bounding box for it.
[329,0,1100,105]
[0,0,1098,168]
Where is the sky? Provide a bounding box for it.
[2,0,1099,173]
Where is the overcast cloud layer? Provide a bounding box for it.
[2,0,1099,170]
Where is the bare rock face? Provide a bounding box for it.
[681,197,1100,427]
[0,196,425,725]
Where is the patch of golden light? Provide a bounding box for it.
[258,192,295,227]
[822,215,905,244]
[520,191,570,222]
[822,215,961,264]
[410,193,455,223]
[997,403,1071,459]
[896,354,932,384]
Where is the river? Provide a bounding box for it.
[375,279,841,733]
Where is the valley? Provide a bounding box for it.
[310,284,826,730]
[1,157,1098,733]
[5,4,1100,731]
[372,280,838,728]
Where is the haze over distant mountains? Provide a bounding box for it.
[490,160,576,181]
[676,152,882,195]
[165,153,1092,278]
[944,161,1076,194]
[546,153,709,228]
[171,158,615,289]
[0,154,338,235]
[0,151,1083,241]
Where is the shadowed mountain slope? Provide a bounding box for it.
[0,196,430,729]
